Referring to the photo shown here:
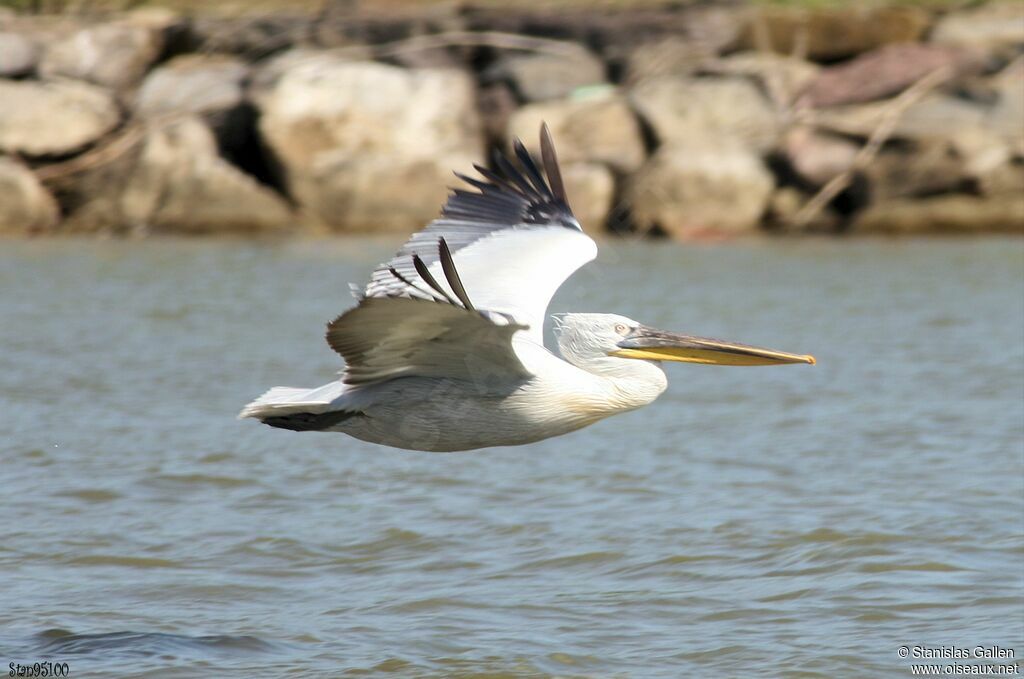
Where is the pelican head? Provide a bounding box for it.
[554,312,816,373]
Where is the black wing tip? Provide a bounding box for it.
[440,123,578,230]
[539,121,568,205]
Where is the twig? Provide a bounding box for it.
[789,65,953,230]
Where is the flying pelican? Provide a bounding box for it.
[240,124,814,451]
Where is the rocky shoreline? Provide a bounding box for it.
[0,1,1021,238]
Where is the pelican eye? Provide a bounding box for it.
[614,323,629,335]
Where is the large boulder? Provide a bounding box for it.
[813,94,989,142]
[0,79,120,157]
[136,54,248,119]
[0,157,60,234]
[988,59,1024,155]
[782,126,859,187]
[736,6,931,61]
[626,141,775,238]
[797,44,990,108]
[623,38,711,84]
[863,142,971,202]
[59,117,293,234]
[853,194,1024,233]
[0,32,39,77]
[259,59,483,232]
[931,2,1024,52]
[39,20,166,90]
[631,76,781,153]
[561,162,615,235]
[700,51,820,105]
[507,90,645,174]
[485,50,607,102]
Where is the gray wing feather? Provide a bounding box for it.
[326,297,530,386]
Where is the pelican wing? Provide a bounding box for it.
[326,296,531,386]
[362,124,598,343]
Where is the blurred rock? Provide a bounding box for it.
[631,76,780,152]
[624,38,709,84]
[508,90,645,174]
[561,162,614,235]
[988,59,1024,155]
[853,194,1024,233]
[0,79,120,157]
[783,126,859,187]
[61,117,292,234]
[931,2,1024,52]
[0,157,60,233]
[249,47,371,106]
[259,59,482,231]
[190,13,312,60]
[627,140,775,237]
[39,21,166,90]
[136,55,248,119]
[813,94,988,141]
[123,118,292,234]
[737,6,931,61]
[797,44,990,108]
[485,50,606,102]
[864,142,970,201]
[700,51,819,105]
[766,186,841,232]
[0,32,40,77]
[977,160,1024,197]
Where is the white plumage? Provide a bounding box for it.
[241,124,815,451]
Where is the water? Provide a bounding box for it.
[1,237,1022,678]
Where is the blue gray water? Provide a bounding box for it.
[1,237,1022,678]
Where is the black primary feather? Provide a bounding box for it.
[412,254,461,308]
[438,237,474,311]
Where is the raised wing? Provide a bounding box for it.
[362,123,598,343]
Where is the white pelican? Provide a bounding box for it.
[240,124,815,451]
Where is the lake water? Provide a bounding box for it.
[1,237,1022,678]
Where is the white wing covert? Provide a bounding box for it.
[327,124,597,387]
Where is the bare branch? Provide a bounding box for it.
[789,65,954,230]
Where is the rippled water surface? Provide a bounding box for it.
[2,237,1022,678]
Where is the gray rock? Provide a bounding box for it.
[931,2,1024,51]
[122,117,292,234]
[39,21,164,90]
[624,38,710,85]
[864,142,971,201]
[258,58,483,232]
[0,32,39,77]
[627,140,775,237]
[487,49,607,102]
[0,79,120,157]
[700,51,819,105]
[988,59,1024,154]
[61,117,292,235]
[0,157,60,233]
[853,194,1024,233]
[813,94,989,142]
[508,89,645,174]
[631,75,781,153]
[561,162,615,235]
[136,55,248,118]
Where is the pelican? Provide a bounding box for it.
[240,124,815,451]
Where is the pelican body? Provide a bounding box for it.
[241,125,814,451]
